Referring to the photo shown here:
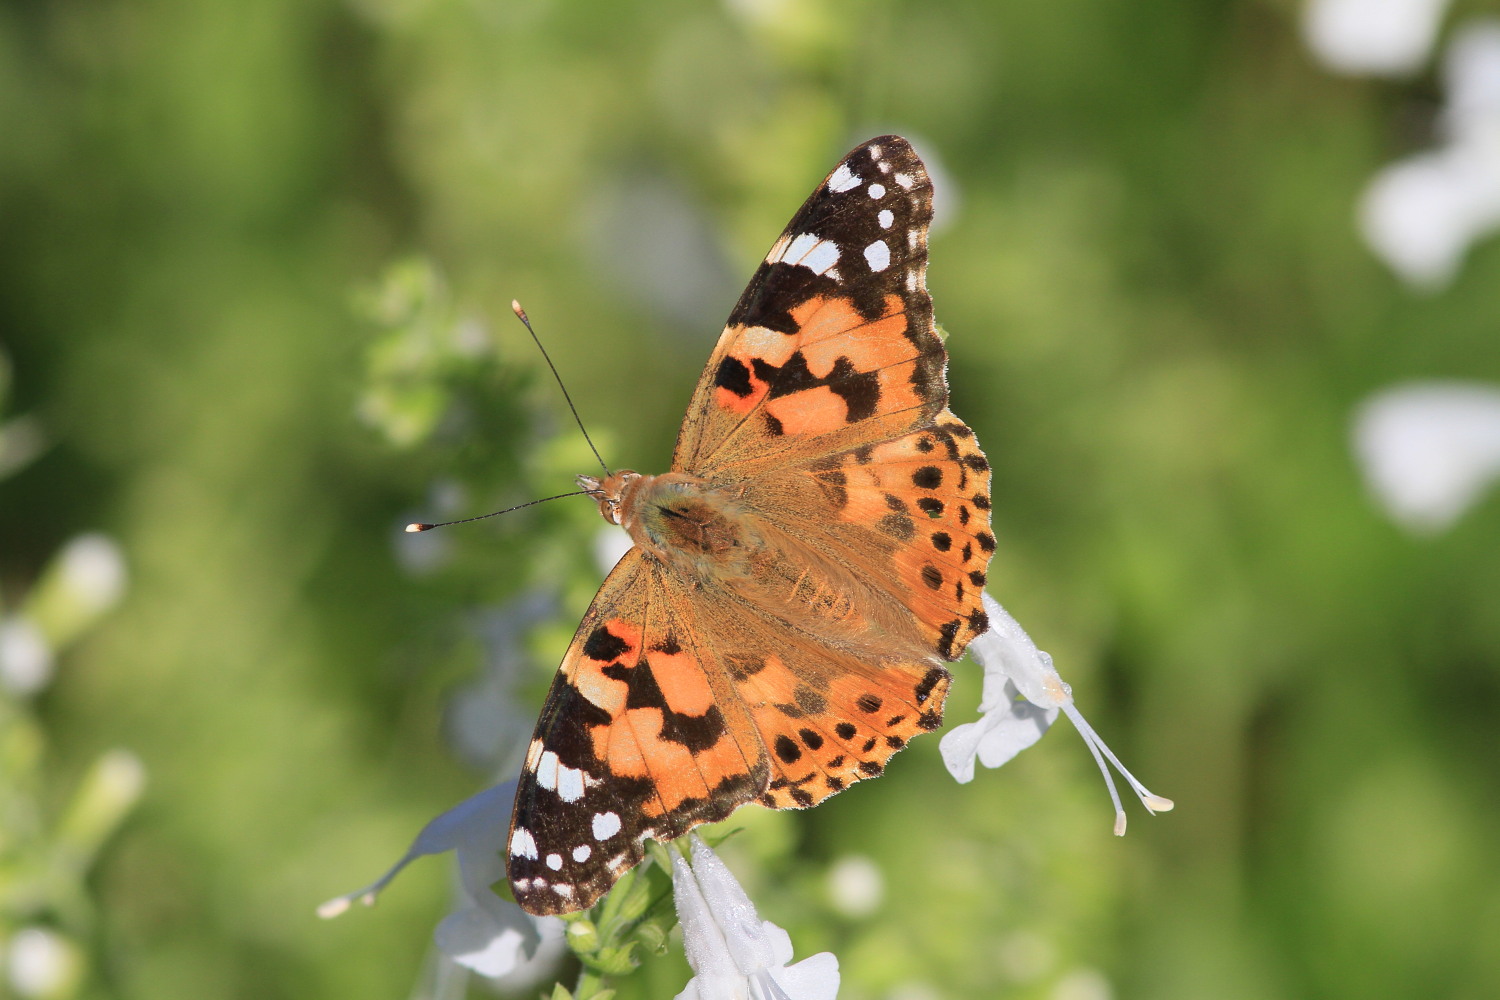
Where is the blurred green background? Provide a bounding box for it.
[4,0,1500,997]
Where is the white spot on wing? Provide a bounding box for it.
[868,183,886,199]
[553,884,574,898]
[535,750,560,792]
[556,763,587,802]
[573,845,592,862]
[536,750,590,802]
[764,233,791,264]
[894,172,916,190]
[592,811,622,840]
[864,240,891,272]
[878,209,894,229]
[828,163,861,193]
[769,232,840,275]
[546,853,563,871]
[509,827,538,859]
[802,240,840,274]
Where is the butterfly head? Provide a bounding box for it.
[577,470,644,527]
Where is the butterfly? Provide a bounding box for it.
[506,136,994,914]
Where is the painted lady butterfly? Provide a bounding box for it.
[507,136,994,914]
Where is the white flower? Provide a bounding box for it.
[1353,381,1500,532]
[941,592,1173,836]
[0,616,53,695]
[5,927,82,999]
[825,855,883,919]
[939,604,1062,784]
[318,780,556,979]
[55,533,127,616]
[1302,0,1451,76]
[1445,19,1500,128]
[1357,19,1500,289]
[673,836,840,1000]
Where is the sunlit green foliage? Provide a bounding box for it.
[3,0,1499,998]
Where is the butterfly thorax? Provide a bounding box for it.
[579,470,761,582]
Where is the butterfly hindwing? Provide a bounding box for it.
[695,592,953,809]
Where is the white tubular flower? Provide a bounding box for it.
[673,836,840,1000]
[1353,382,1500,533]
[941,592,1174,836]
[318,781,552,978]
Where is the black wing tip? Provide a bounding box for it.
[842,134,921,165]
[851,133,912,150]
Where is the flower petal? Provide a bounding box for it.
[672,838,841,1000]
[317,781,519,918]
[672,844,739,984]
[774,952,841,1000]
[434,906,530,978]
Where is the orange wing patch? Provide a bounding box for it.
[704,292,938,451]
[728,647,949,808]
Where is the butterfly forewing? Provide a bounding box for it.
[507,549,770,914]
[672,136,945,477]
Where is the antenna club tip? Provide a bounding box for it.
[510,300,528,321]
[405,522,432,533]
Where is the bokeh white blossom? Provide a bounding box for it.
[1353,381,1500,532]
[5,927,83,1000]
[1305,0,1500,289]
[0,534,127,696]
[1303,0,1452,76]
[825,855,884,919]
[1360,22,1500,288]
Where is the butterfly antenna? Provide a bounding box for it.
[406,490,599,532]
[512,300,609,475]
